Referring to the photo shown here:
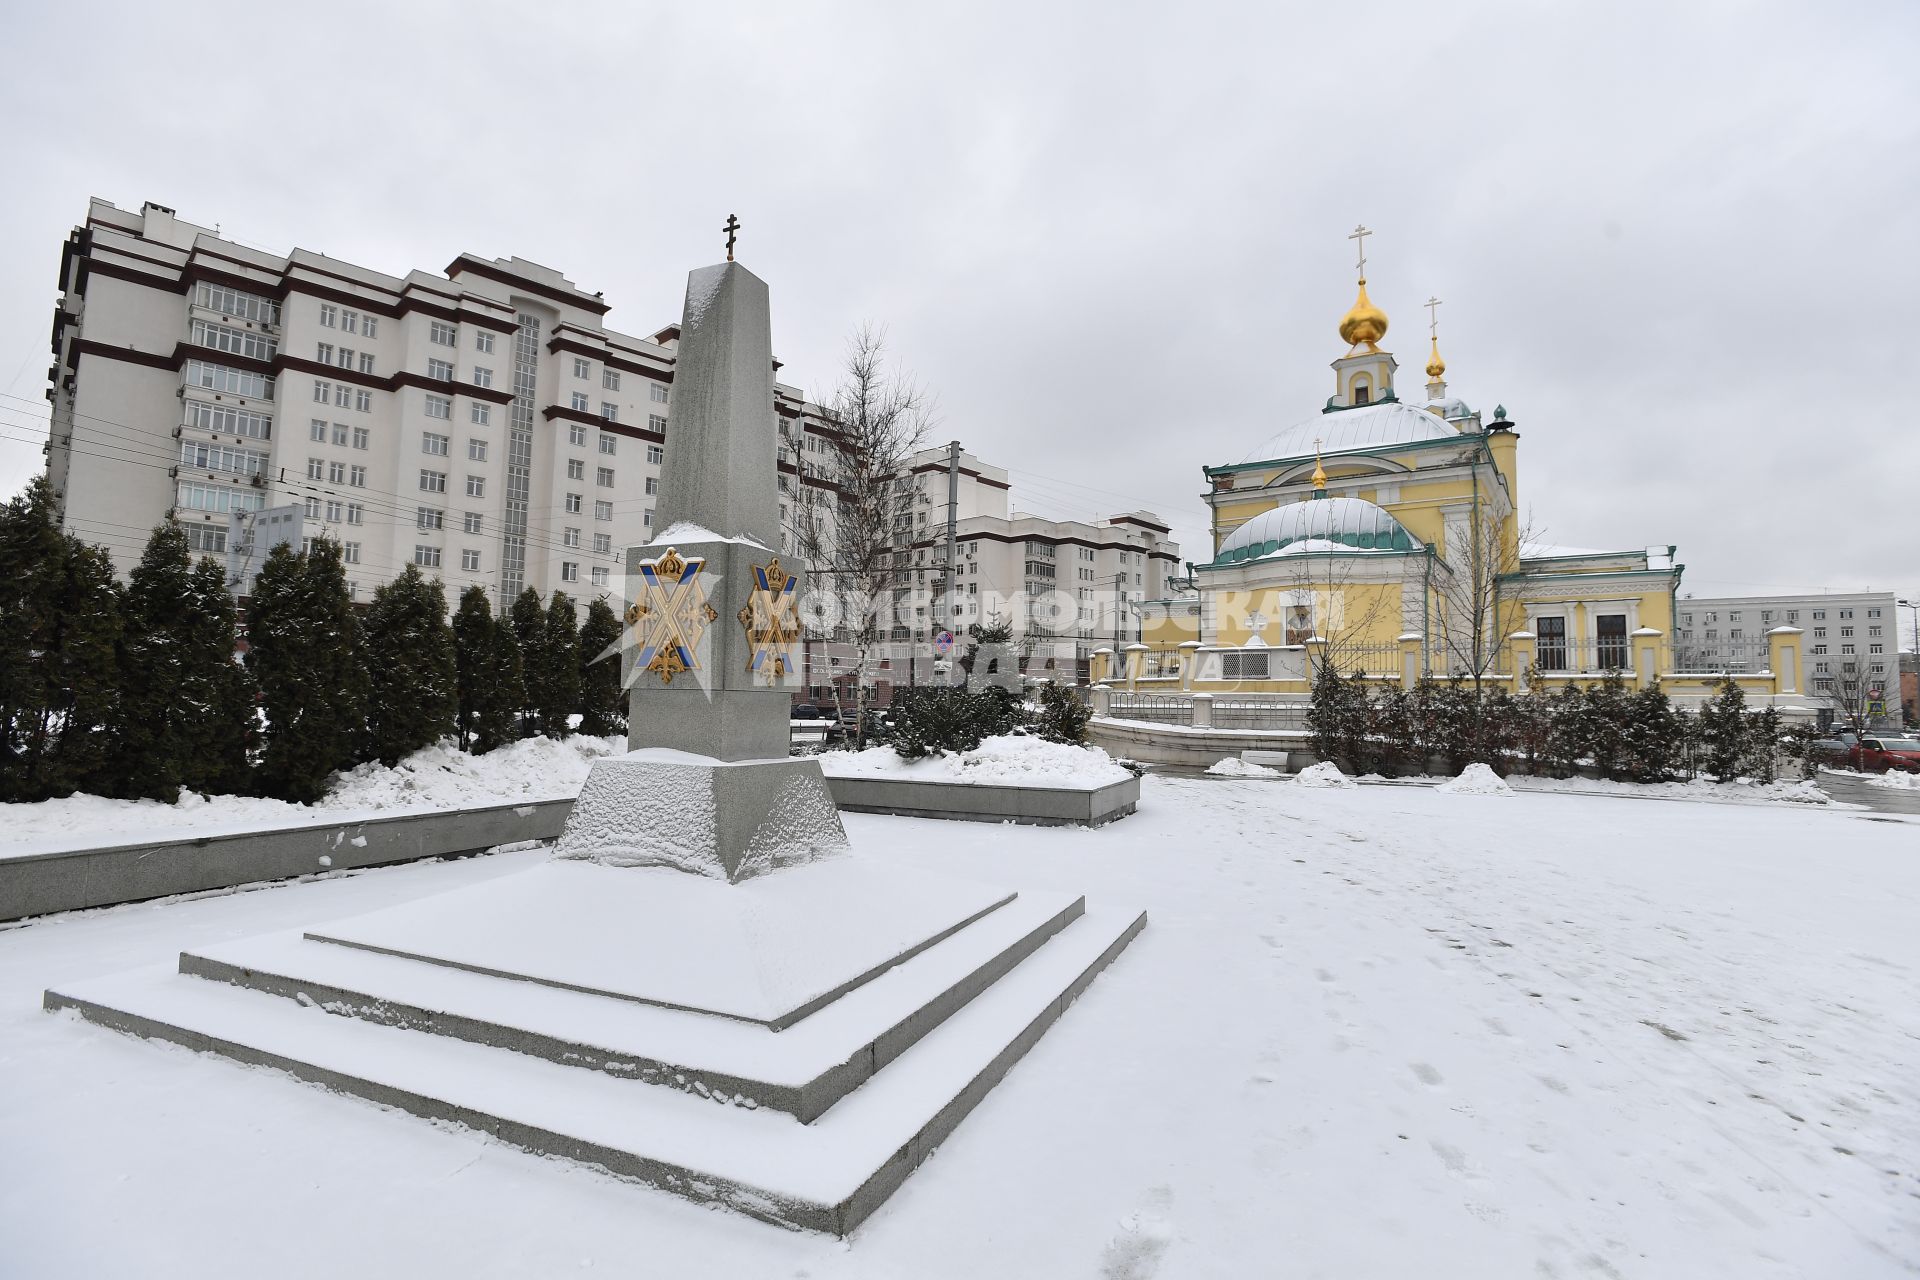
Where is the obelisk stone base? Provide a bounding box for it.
[553,753,849,884]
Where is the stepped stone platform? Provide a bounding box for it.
[45,856,1145,1234]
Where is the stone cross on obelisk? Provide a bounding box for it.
[553,247,849,882]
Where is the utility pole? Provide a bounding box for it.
[944,440,960,681]
[1113,571,1125,653]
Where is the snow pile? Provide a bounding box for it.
[1293,761,1354,789]
[1206,757,1282,779]
[2,735,623,852]
[817,734,1133,789]
[1864,770,1920,791]
[1437,762,1514,796]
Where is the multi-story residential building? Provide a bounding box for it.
[794,445,1180,703]
[43,198,836,608]
[1675,591,1901,724]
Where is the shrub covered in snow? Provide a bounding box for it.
[1294,761,1354,789]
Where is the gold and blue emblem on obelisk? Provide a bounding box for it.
[623,547,720,686]
[737,557,801,683]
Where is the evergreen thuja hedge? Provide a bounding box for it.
[1308,669,1780,784]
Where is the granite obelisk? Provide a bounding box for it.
[552,254,848,882]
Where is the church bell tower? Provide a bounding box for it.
[1326,224,1397,412]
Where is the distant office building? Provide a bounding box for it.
[1675,591,1900,723]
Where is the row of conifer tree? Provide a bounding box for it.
[0,479,626,807]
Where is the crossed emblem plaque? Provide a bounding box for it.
[737,557,802,683]
[623,547,720,686]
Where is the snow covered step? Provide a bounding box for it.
[178,888,1086,1122]
[45,904,1147,1236]
[299,859,1015,1029]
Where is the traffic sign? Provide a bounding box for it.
[933,630,955,655]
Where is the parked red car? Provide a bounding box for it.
[1846,736,1920,773]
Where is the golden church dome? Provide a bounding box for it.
[1338,281,1388,351]
[1425,336,1446,379]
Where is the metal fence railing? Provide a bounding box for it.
[1211,700,1312,732]
[1105,692,1192,725]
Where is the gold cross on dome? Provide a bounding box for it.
[1348,224,1372,281]
[723,214,741,262]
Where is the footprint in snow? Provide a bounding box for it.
[1099,1188,1175,1280]
[1411,1062,1444,1087]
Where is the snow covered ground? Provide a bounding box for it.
[819,733,1135,789]
[0,735,622,856]
[3,777,1918,1277]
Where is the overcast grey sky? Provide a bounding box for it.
[1,1,1915,617]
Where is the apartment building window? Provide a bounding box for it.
[304,497,321,519]
[1730,628,1743,640]
[473,367,493,389]
[324,499,342,522]
[568,459,585,480]
[463,512,483,535]
[461,548,482,572]
[340,310,358,334]
[596,466,615,487]
[642,475,660,496]
[331,422,349,445]
[471,403,490,426]
[334,383,352,408]
[1761,611,1773,624]
[426,395,451,419]
[355,389,372,412]
[1842,626,1854,638]
[603,369,621,391]
[185,361,271,398]
[1813,610,1826,620]
[466,475,485,498]
[358,353,375,375]
[468,438,488,461]
[600,402,618,422]
[306,457,325,481]
[592,532,611,554]
[643,509,654,528]
[1814,627,1826,638]
[423,432,450,455]
[347,503,364,525]
[1787,610,1798,623]
[420,470,447,493]
[191,319,278,362]
[428,358,455,382]
[1841,609,1854,620]
[1871,643,1885,654]
[599,433,616,455]
[328,461,346,484]
[561,562,579,582]
[179,440,268,477]
[565,493,582,514]
[1868,607,1882,618]
[363,317,378,338]
[176,483,263,514]
[316,342,333,364]
[186,401,273,440]
[594,500,613,521]
[591,566,609,588]
[1870,625,1883,637]
[415,545,443,568]
[195,283,281,326]
[353,426,370,450]
[185,524,227,554]
[568,422,587,446]
[1812,644,1827,655]
[563,527,581,548]
[649,414,668,433]
[349,466,366,487]
[475,331,494,354]
[646,444,663,464]
[417,507,444,530]
[1842,643,1856,655]
[571,392,590,413]
[650,383,669,404]
[320,305,337,328]
[430,322,457,346]
[310,420,328,443]
[1730,611,1741,622]
[343,542,361,564]
[573,357,591,379]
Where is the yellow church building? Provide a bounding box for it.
[1110,233,1810,711]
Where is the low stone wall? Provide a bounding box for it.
[0,799,575,924]
[824,774,1140,828]
[1089,716,1312,769]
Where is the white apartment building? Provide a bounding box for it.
[44,198,834,607]
[892,446,1179,657]
[1676,590,1900,722]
